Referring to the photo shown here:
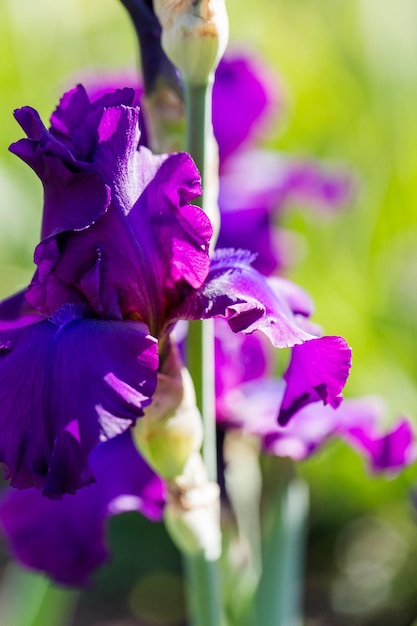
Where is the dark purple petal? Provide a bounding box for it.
[176,249,314,348]
[213,55,279,163]
[278,336,352,426]
[0,305,158,496]
[28,149,210,331]
[84,76,149,148]
[12,89,211,331]
[50,84,136,142]
[10,106,112,240]
[0,431,165,586]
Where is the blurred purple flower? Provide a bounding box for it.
[215,320,415,471]
[213,54,355,275]
[0,430,165,586]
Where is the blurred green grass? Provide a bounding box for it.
[1,0,417,624]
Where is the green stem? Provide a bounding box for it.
[184,78,223,626]
[185,82,210,200]
[185,555,226,626]
[255,475,309,626]
[185,78,218,483]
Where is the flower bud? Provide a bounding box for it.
[153,0,229,85]
[133,345,203,480]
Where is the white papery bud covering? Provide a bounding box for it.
[154,0,229,85]
[164,453,221,560]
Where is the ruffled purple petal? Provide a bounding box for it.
[28,149,210,330]
[278,336,352,426]
[10,107,112,240]
[213,54,279,163]
[176,248,315,348]
[0,430,165,586]
[0,305,158,496]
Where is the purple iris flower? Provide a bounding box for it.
[0,86,351,499]
[0,430,165,586]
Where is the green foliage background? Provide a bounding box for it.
[0,0,417,624]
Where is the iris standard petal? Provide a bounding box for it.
[0,305,158,496]
[11,88,211,331]
[0,431,165,586]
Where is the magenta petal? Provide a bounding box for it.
[0,305,158,496]
[278,336,352,425]
[343,419,416,472]
[0,431,165,586]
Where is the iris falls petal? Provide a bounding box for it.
[0,305,158,496]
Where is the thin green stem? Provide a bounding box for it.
[185,82,210,200]
[185,78,218,483]
[184,78,224,626]
[185,555,226,626]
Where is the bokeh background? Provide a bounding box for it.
[1,0,417,624]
